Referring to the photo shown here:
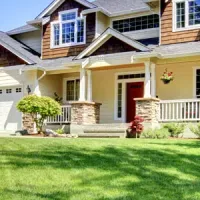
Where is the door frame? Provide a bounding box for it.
[114,71,145,123]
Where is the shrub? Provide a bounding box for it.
[163,123,186,138]
[128,116,144,138]
[56,129,64,135]
[141,128,170,139]
[17,95,61,133]
[189,123,200,138]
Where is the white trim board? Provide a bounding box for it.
[36,0,96,19]
[75,28,150,59]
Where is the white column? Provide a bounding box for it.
[79,67,86,101]
[144,61,151,98]
[151,63,156,98]
[87,70,93,102]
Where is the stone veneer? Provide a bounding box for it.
[71,101,102,125]
[135,98,160,128]
[22,114,35,134]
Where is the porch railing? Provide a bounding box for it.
[159,99,200,122]
[46,105,71,124]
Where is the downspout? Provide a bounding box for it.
[34,67,46,96]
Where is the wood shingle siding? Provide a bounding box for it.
[161,1,200,44]
[42,0,96,59]
[0,45,26,67]
[90,37,137,57]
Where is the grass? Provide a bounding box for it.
[0,138,200,200]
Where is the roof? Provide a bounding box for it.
[76,28,150,59]
[88,0,150,16]
[153,41,200,58]
[0,31,41,64]
[36,0,96,19]
[7,25,39,35]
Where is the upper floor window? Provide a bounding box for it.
[173,0,200,31]
[112,14,159,33]
[51,8,86,48]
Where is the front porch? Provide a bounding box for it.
[38,54,200,134]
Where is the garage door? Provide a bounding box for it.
[0,86,23,131]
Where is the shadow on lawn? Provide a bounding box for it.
[1,140,200,200]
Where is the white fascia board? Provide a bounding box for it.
[76,29,150,59]
[37,0,95,19]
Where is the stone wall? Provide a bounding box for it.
[135,98,160,128]
[71,102,102,125]
[22,114,35,134]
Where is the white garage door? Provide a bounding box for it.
[0,86,23,131]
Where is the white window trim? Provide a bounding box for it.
[114,71,145,122]
[111,13,160,33]
[63,77,80,103]
[173,0,200,32]
[50,8,86,49]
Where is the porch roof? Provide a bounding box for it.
[153,41,200,58]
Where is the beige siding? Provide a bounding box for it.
[92,65,144,123]
[0,69,37,96]
[96,12,110,37]
[156,58,200,100]
[39,74,63,98]
[13,31,42,54]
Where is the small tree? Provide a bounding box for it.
[17,95,61,133]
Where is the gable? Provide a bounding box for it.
[37,0,96,19]
[0,45,26,67]
[90,37,138,57]
[51,0,87,21]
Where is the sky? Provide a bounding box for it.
[0,0,53,32]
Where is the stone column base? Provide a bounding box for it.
[135,98,160,129]
[71,101,102,125]
[22,114,35,134]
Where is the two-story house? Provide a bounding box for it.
[1,0,200,135]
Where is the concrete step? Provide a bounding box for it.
[78,133,126,138]
[83,124,129,134]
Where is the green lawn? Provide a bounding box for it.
[0,138,200,200]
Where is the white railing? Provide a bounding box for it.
[47,105,71,124]
[159,99,200,122]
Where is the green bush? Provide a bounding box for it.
[189,123,200,138]
[141,128,170,139]
[17,95,61,133]
[56,129,64,135]
[163,123,186,138]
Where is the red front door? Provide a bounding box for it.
[126,82,144,123]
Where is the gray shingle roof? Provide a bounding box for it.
[7,25,39,35]
[92,0,150,16]
[154,41,200,57]
[0,31,41,64]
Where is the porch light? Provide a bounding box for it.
[26,85,31,95]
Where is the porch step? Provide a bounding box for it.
[78,133,126,138]
[80,124,129,138]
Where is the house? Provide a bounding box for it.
[1,0,200,135]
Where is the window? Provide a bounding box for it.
[66,79,80,101]
[174,0,200,31]
[6,89,12,94]
[16,88,22,93]
[113,14,159,33]
[51,9,86,48]
[0,89,2,94]
[118,73,145,80]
